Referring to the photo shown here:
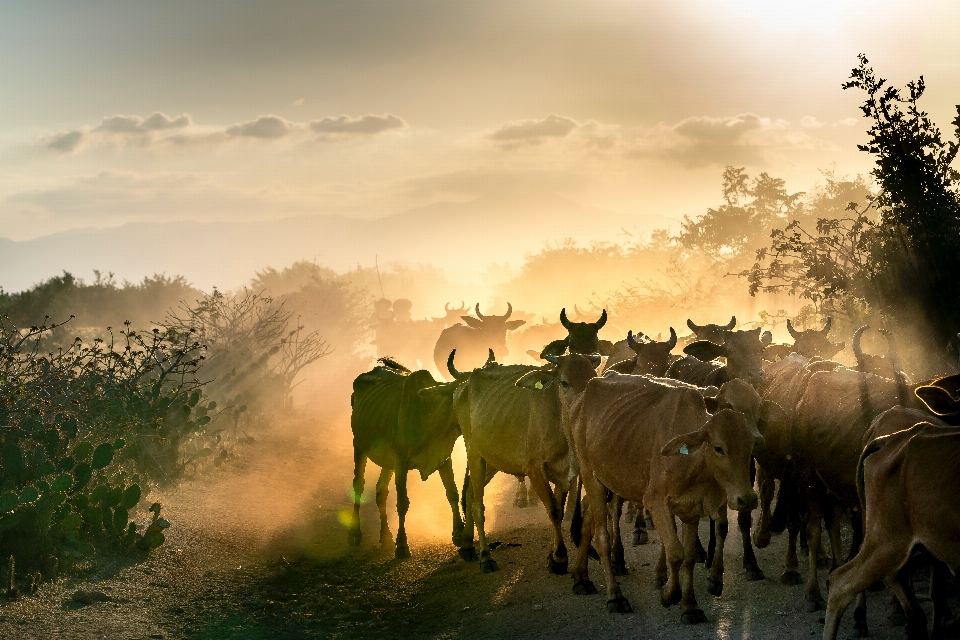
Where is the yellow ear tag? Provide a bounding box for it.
[679,444,689,455]
[534,380,543,390]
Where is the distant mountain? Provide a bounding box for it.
[0,194,674,292]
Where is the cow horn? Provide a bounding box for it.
[786,319,800,340]
[447,349,466,381]
[445,302,452,312]
[595,309,607,329]
[687,319,700,333]
[853,325,869,372]
[627,330,640,352]
[459,300,466,311]
[667,327,677,349]
[560,308,572,330]
[503,302,513,320]
[475,303,486,320]
[723,316,737,330]
[486,348,496,365]
[544,353,560,364]
[821,316,832,336]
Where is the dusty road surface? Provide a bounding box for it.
[0,405,950,639]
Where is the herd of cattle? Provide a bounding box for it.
[350,304,960,640]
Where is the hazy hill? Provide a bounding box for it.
[0,194,673,292]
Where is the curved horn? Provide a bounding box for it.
[787,319,800,340]
[560,308,572,330]
[475,303,486,320]
[627,330,640,352]
[543,353,560,364]
[666,327,677,350]
[595,309,607,329]
[723,316,737,330]
[447,349,466,381]
[445,302,452,312]
[503,302,513,320]
[486,348,496,365]
[853,325,869,372]
[459,300,466,311]
[687,318,700,333]
[821,316,833,336]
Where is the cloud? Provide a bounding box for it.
[46,130,85,153]
[292,98,304,107]
[309,113,406,136]
[95,112,192,133]
[488,114,578,144]
[800,116,825,128]
[226,115,294,139]
[833,117,858,127]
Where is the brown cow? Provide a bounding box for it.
[763,317,844,363]
[687,316,737,345]
[433,303,526,378]
[539,308,611,359]
[556,373,758,622]
[823,423,960,640]
[604,328,678,376]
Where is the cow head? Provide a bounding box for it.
[459,303,526,356]
[684,327,771,387]
[713,378,773,450]
[433,301,470,327]
[624,328,677,376]
[515,352,601,406]
[540,308,609,358]
[785,317,844,359]
[686,316,737,345]
[660,408,759,512]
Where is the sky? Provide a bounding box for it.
[1,0,958,244]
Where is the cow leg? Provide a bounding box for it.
[680,520,708,624]
[469,455,498,572]
[572,498,598,595]
[394,465,411,559]
[513,476,528,508]
[824,540,906,640]
[459,468,477,561]
[583,474,631,612]
[554,483,568,522]
[739,507,764,580]
[804,499,826,612]
[696,528,708,564]
[528,469,568,575]
[706,518,716,568]
[348,451,367,546]
[888,566,930,640]
[823,501,844,572]
[781,507,803,585]
[632,501,649,545]
[438,458,464,547]
[649,503,682,608]
[931,560,954,639]
[609,495,627,576]
[375,467,394,547]
[707,511,728,597]
[753,466,774,549]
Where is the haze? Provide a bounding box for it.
[1,0,959,290]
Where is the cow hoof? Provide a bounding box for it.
[681,609,709,625]
[888,611,906,626]
[632,530,649,546]
[806,598,824,613]
[573,580,598,595]
[660,587,681,608]
[549,556,568,576]
[395,545,411,560]
[654,576,667,589]
[753,530,772,549]
[480,558,499,573]
[706,578,723,597]
[745,568,766,582]
[452,524,465,548]
[780,571,802,586]
[459,547,478,562]
[606,597,633,613]
[347,528,362,547]
[612,560,628,577]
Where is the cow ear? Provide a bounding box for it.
[461,316,482,329]
[660,430,706,456]
[916,386,959,416]
[703,397,720,414]
[504,319,526,331]
[684,340,725,362]
[516,370,554,391]
[540,338,569,360]
[598,339,615,356]
[525,349,543,362]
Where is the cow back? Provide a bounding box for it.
[667,354,728,387]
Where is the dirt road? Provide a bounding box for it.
[0,410,940,639]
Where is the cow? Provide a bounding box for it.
[604,328,678,376]
[348,358,464,559]
[540,308,612,359]
[509,317,569,364]
[762,318,845,363]
[431,301,471,328]
[451,351,600,573]
[853,325,911,384]
[433,303,526,379]
[823,422,960,640]
[668,327,771,389]
[549,371,759,622]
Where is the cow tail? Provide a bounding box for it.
[571,475,583,547]
[768,473,795,535]
[460,467,470,519]
[857,436,888,513]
